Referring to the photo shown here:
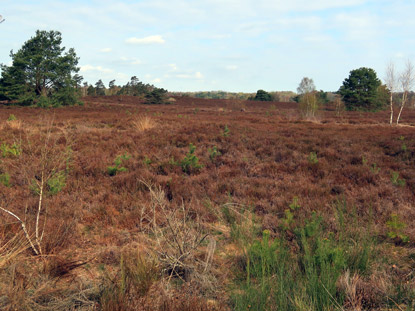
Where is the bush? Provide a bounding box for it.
[299,92,319,118]
[145,88,168,105]
[253,90,272,101]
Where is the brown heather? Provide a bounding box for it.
[0,96,414,310]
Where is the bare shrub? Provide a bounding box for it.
[140,180,216,288]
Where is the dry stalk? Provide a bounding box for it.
[0,233,29,268]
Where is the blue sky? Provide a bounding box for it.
[1,0,415,92]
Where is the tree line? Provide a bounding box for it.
[1,29,414,124]
[0,30,168,106]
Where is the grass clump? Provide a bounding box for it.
[0,142,21,158]
[386,213,409,243]
[0,172,11,187]
[7,114,17,121]
[100,250,159,310]
[132,114,156,131]
[232,203,376,311]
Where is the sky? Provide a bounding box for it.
[1,0,415,92]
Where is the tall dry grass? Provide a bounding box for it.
[132,115,156,131]
[0,234,29,269]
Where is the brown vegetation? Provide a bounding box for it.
[0,96,415,310]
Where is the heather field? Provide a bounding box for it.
[1,96,415,310]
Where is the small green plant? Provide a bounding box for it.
[143,156,152,166]
[391,171,405,187]
[47,171,66,195]
[208,146,221,162]
[281,196,301,231]
[223,124,230,137]
[289,196,301,210]
[193,108,199,114]
[7,114,17,121]
[362,155,368,166]
[280,209,295,231]
[387,214,409,243]
[399,136,407,152]
[180,143,203,174]
[370,163,380,174]
[168,156,178,166]
[107,153,131,176]
[307,151,318,165]
[0,142,21,158]
[0,172,11,187]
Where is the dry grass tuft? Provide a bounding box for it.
[5,119,23,130]
[0,234,29,269]
[337,270,363,311]
[132,115,156,131]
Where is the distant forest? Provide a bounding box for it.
[170,90,298,102]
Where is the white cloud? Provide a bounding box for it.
[125,35,165,45]
[334,13,379,41]
[100,47,112,53]
[207,34,232,40]
[303,34,332,43]
[226,65,238,70]
[168,63,178,71]
[395,52,404,59]
[80,65,113,73]
[120,57,142,65]
[253,0,368,12]
[176,72,203,79]
[152,78,161,83]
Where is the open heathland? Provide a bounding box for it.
[0,96,415,310]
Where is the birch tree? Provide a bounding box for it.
[297,77,319,117]
[384,62,397,125]
[0,122,71,255]
[396,60,415,125]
